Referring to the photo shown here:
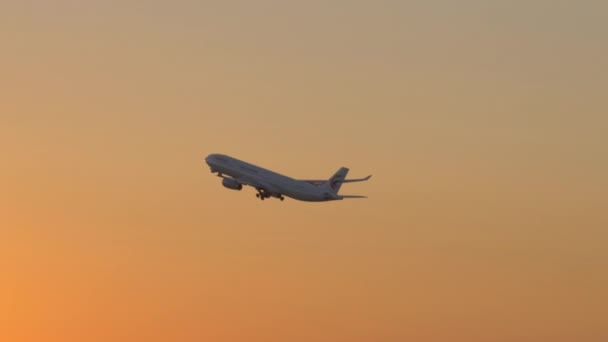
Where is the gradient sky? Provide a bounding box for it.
[1,1,607,341]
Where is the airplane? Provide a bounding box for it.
[204,154,371,202]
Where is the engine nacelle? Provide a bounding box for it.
[222,178,243,190]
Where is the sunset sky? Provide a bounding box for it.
[1,1,607,341]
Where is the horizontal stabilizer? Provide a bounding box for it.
[341,175,372,183]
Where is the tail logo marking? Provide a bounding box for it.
[331,180,339,189]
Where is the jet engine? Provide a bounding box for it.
[222,178,243,190]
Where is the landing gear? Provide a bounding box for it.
[256,189,284,201]
[256,189,267,201]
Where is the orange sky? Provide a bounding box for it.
[1,1,607,341]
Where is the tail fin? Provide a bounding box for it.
[327,167,349,194]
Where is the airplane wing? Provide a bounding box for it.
[221,175,279,194]
[339,195,368,199]
[228,177,257,188]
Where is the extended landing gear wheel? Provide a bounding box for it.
[280,196,285,201]
[256,194,260,198]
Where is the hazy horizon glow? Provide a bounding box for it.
[1,1,607,341]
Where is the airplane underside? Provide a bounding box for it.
[255,187,284,201]
[211,170,343,202]
[213,170,285,201]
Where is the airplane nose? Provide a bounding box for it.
[205,154,216,165]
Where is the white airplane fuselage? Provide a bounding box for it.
[205,154,335,201]
[205,154,370,202]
